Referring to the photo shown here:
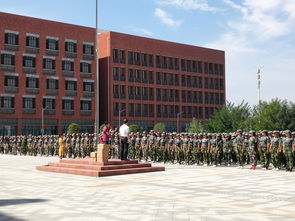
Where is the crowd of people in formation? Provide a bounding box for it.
[1,129,295,172]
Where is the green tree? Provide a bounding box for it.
[205,101,252,132]
[153,122,166,133]
[188,118,203,133]
[251,99,294,131]
[67,123,80,134]
[129,124,139,133]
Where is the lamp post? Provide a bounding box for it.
[41,106,48,136]
[177,112,184,133]
[118,109,126,127]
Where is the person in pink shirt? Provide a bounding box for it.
[102,122,111,144]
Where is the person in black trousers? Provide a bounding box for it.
[119,119,130,160]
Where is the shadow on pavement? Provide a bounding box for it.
[0,198,48,207]
[0,199,48,221]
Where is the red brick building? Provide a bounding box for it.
[0,12,225,135]
[0,12,96,135]
[99,32,225,132]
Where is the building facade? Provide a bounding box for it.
[99,32,226,132]
[0,12,226,135]
[0,12,96,135]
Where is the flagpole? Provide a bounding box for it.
[257,67,261,105]
[95,0,100,144]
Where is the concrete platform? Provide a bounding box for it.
[36,158,165,177]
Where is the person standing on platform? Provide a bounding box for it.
[119,119,130,160]
[58,134,65,159]
[102,121,111,145]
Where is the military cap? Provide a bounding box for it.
[249,130,255,134]
[291,132,295,135]
[237,129,243,132]
[273,130,279,134]
[284,130,291,134]
[143,131,147,134]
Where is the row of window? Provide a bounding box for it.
[113,102,217,119]
[113,85,225,105]
[4,75,94,92]
[113,67,224,90]
[4,31,94,55]
[0,53,92,73]
[113,49,224,75]
[0,96,92,111]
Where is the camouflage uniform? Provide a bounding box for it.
[141,132,148,161]
[148,131,156,162]
[258,132,271,169]
[223,135,233,166]
[135,133,142,161]
[235,130,245,168]
[248,131,258,168]
[201,135,210,165]
[270,132,282,170]
[282,131,293,172]
[174,135,183,164]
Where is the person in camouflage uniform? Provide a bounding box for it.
[129,133,136,160]
[140,131,148,162]
[0,136,3,154]
[270,131,282,171]
[210,134,221,167]
[174,134,182,164]
[148,130,156,162]
[167,133,175,163]
[282,130,293,172]
[258,130,270,169]
[182,133,191,165]
[234,129,245,169]
[135,132,142,161]
[191,134,198,165]
[248,131,258,170]
[223,134,233,166]
[243,133,250,164]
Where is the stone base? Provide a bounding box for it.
[36,158,165,177]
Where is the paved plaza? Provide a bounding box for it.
[0,155,295,221]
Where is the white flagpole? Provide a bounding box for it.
[95,0,100,144]
[257,67,261,104]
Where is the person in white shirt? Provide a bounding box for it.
[119,119,130,160]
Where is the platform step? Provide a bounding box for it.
[48,162,152,170]
[98,167,165,177]
[60,158,138,165]
[36,166,99,177]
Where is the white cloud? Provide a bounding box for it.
[207,0,295,104]
[131,27,158,37]
[156,0,217,12]
[154,8,183,27]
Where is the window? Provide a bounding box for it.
[174,58,179,70]
[120,103,126,116]
[169,105,174,118]
[134,52,140,65]
[62,99,74,110]
[162,72,167,85]
[186,75,191,87]
[128,86,134,99]
[162,56,167,69]
[174,74,179,86]
[204,62,209,74]
[65,41,77,53]
[23,97,36,109]
[80,100,91,110]
[141,53,147,66]
[113,102,119,116]
[128,69,134,82]
[192,76,197,88]
[80,62,91,73]
[113,49,119,63]
[26,77,39,88]
[43,58,55,69]
[219,64,224,75]
[46,38,58,50]
[62,60,74,71]
[192,61,197,72]
[156,56,161,68]
[198,92,203,104]
[214,64,219,75]
[205,107,209,119]
[198,61,203,73]
[193,91,197,103]
[5,32,18,45]
[1,53,15,65]
[120,68,125,81]
[205,92,209,104]
[181,75,186,87]
[120,50,125,64]
[162,105,168,118]
[83,44,94,55]
[149,104,154,117]
[187,91,192,103]
[128,51,134,65]
[181,59,186,71]
[26,36,39,48]
[135,70,141,82]
[148,54,153,67]
[128,103,134,117]
[65,80,77,91]
[113,85,119,99]
[169,89,174,102]
[120,85,126,99]
[142,70,148,83]
[113,67,119,81]
[186,60,191,72]
[142,87,148,99]
[23,56,36,67]
[142,104,148,117]
[156,88,161,101]
[157,105,161,117]
[182,90,186,102]
[135,86,141,99]
[43,98,55,109]
[135,104,141,117]
[161,89,167,101]
[220,79,224,90]
[220,93,225,105]
[83,81,94,92]
[168,57,174,69]
[148,71,154,84]
[156,72,161,84]
[168,73,174,85]
[46,79,58,89]
[209,63,213,74]
[149,88,154,100]
[198,77,203,88]
[4,75,18,87]
[175,90,179,102]
[199,107,203,118]
[1,96,15,108]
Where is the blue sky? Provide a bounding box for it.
[1,0,295,105]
